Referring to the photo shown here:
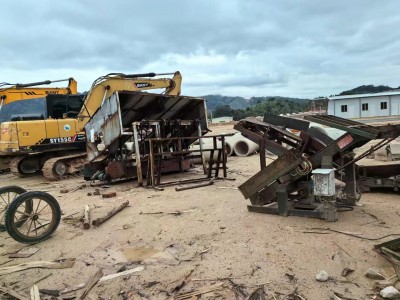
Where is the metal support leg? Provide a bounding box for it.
[149,140,155,188]
[344,162,358,205]
[133,124,143,186]
[323,197,338,222]
[277,184,288,216]
[260,139,266,170]
[221,136,227,178]
[198,124,207,174]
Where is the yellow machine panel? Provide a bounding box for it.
[55,119,78,140]
[0,123,18,153]
[44,119,60,138]
[16,121,46,147]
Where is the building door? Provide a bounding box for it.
[391,102,399,116]
[360,102,370,118]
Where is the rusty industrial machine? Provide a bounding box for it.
[235,115,400,221]
[83,90,229,185]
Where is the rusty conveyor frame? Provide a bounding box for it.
[145,134,232,188]
[234,115,400,220]
[84,91,211,183]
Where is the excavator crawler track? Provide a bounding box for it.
[0,158,10,175]
[10,156,29,177]
[42,153,87,180]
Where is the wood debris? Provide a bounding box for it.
[102,191,117,198]
[83,205,91,229]
[92,201,129,227]
[9,247,40,258]
[77,268,103,299]
[174,282,224,300]
[0,258,75,276]
[16,273,53,292]
[0,286,29,300]
[60,283,86,295]
[99,266,144,282]
[30,285,41,300]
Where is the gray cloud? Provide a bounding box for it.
[1,0,399,98]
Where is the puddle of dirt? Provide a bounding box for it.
[123,247,160,261]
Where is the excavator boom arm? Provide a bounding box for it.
[76,72,182,131]
[0,78,78,109]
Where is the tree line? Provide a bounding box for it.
[212,97,309,120]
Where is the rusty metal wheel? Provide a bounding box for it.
[5,191,61,244]
[0,186,28,231]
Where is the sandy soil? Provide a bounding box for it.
[0,123,399,300]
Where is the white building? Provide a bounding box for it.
[327,91,400,119]
[210,116,233,123]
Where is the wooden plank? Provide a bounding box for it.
[92,201,129,227]
[238,151,302,199]
[60,283,86,295]
[99,266,144,282]
[77,269,103,299]
[83,205,90,229]
[0,258,75,276]
[0,286,29,300]
[30,285,41,300]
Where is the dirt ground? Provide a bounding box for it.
[1,123,400,300]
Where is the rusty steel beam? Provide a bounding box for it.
[238,150,302,199]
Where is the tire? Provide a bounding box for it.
[5,191,61,244]
[0,186,28,231]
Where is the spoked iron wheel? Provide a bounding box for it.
[5,191,61,244]
[0,186,28,231]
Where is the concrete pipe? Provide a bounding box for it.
[225,133,242,156]
[190,140,224,164]
[234,138,259,157]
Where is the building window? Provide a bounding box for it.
[362,103,368,111]
[381,102,387,110]
[341,105,347,112]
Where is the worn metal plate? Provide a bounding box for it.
[264,114,310,132]
[85,93,122,161]
[238,150,302,199]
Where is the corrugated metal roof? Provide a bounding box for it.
[328,90,400,101]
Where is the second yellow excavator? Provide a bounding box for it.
[0,72,182,179]
[0,78,77,111]
[0,78,78,172]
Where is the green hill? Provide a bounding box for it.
[203,95,249,111]
[339,85,394,96]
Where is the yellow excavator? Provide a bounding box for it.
[0,72,182,179]
[0,78,77,110]
[0,78,77,172]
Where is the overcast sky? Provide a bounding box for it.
[1,0,399,99]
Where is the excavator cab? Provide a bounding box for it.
[0,94,85,123]
[46,94,85,119]
[0,97,46,123]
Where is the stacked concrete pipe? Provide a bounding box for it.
[225,133,242,156]
[233,136,259,157]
